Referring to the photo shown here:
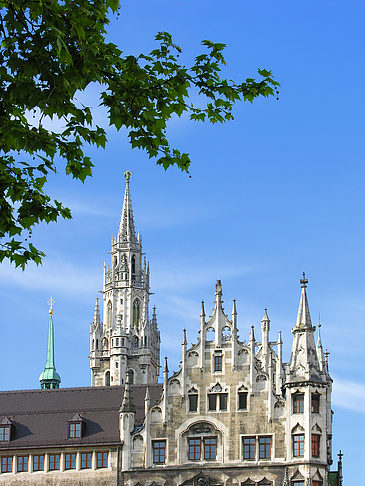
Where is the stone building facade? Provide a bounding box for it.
[0,174,338,486]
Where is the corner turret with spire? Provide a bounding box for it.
[90,172,160,387]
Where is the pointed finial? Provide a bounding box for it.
[300,272,308,288]
[163,356,169,373]
[317,320,323,349]
[48,296,55,315]
[278,330,283,344]
[249,325,255,342]
[215,279,222,296]
[200,300,205,317]
[124,170,132,183]
[261,308,270,322]
[120,370,135,413]
[232,299,237,316]
[182,328,187,346]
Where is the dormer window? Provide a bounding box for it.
[0,418,12,442]
[0,426,9,442]
[68,413,83,439]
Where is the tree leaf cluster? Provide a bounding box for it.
[0,0,279,267]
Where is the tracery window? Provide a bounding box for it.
[107,300,112,328]
[133,299,140,326]
[208,383,228,411]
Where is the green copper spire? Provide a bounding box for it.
[39,297,61,390]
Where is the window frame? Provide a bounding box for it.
[188,393,198,412]
[152,440,166,464]
[258,436,272,460]
[0,426,10,442]
[188,438,201,461]
[17,455,28,473]
[81,452,93,469]
[1,456,12,473]
[68,421,82,439]
[33,454,44,472]
[243,436,256,460]
[203,437,217,461]
[49,453,60,471]
[311,434,320,458]
[238,391,248,411]
[97,451,108,469]
[214,354,222,372]
[311,393,320,413]
[292,393,304,414]
[293,433,305,457]
[65,453,76,470]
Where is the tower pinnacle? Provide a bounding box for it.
[118,170,136,243]
[39,298,61,390]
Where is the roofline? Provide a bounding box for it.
[0,384,163,395]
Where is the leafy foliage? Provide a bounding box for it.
[0,0,279,268]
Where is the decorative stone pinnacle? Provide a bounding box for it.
[300,272,308,288]
[48,296,55,315]
[124,170,132,183]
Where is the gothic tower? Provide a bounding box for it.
[90,171,160,386]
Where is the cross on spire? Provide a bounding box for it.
[300,272,308,288]
[48,297,55,315]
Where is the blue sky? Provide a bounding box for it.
[0,1,363,483]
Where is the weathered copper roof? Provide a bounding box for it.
[0,385,162,449]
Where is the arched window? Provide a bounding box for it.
[129,369,134,384]
[131,255,136,274]
[107,301,112,328]
[114,256,117,267]
[92,339,95,350]
[132,336,138,348]
[102,337,109,350]
[206,327,215,341]
[105,371,110,386]
[133,299,140,326]
[96,339,99,350]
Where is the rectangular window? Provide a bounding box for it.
[189,438,201,461]
[292,482,305,486]
[33,455,44,471]
[312,481,322,486]
[258,436,271,459]
[1,457,12,473]
[97,451,108,469]
[208,394,217,411]
[204,437,216,460]
[17,456,28,472]
[243,437,256,460]
[214,355,222,372]
[81,452,92,469]
[293,434,305,457]
[116,338,119,346]
[238,392,248,410]
[312,434,320,457]
[152,441,166,464]
[0,427,9,442]
[292,393,304,413]
[65,453,76,470]
[311,394,320,413]
[69,422,81,438]
[189,394,198,412]
[49,454,60,471]
[219,393,228,411]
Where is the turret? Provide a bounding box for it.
[39,298,61,390]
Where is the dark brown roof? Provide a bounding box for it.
[0,385,162,450]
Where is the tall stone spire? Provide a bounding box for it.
[93,297,101,324]
[39,297,61,390]
[289,274,324,382]
[118,170,136,244]
[295,273,313,329]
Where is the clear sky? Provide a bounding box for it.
[1,1,363,483]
